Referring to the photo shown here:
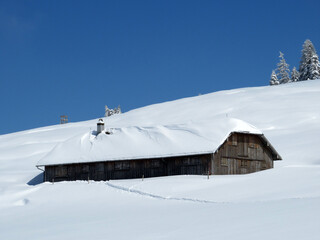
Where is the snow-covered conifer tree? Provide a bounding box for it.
[299,39,320,81]
[277,52,290,84]
[270,70,279,85]
[105,105,122,117]
[115,105,122,114]
[105,105,113,117]
[309,55,320,80]
[291,67,300,82]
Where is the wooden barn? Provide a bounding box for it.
[36,118,281,182]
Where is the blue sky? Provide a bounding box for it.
[1,0,320,134]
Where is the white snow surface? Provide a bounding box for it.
[38,118,261,166]
[1,81,320,240]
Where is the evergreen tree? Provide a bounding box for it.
[277,52,290,84]
[270,70,279,85]
[105,105,114,117]
[115,105,122,114]
[291,67,300,82]
[309,54,320,80]
[298,39,320,81]
[105,105,122,117]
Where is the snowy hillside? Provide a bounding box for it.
[1,81,320,240]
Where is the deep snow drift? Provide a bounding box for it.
[0,81,320,240]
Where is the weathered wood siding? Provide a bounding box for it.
[43,132,278,182]
[212,133,274,175]
[44,154,211,182]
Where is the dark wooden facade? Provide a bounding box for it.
[212,132,277,175]
[43,132,281,182]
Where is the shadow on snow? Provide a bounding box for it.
[27,173,43,186]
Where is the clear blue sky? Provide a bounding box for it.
[1,0,320,134]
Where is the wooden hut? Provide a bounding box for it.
[36,118,281,182]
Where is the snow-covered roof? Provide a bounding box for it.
[37,118,269,167]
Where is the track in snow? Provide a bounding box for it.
[106,182,219,204]
[106,182,319,204]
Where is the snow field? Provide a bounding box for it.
[1,80,320,239]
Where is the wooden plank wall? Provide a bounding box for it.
[44,154,211,182]
[212,133,274,175]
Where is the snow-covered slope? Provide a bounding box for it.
[0,81,320,240]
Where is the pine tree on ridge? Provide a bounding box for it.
[309,54,320,80]
[270,70,279,85]
[291,67,300,82]
[299,39,320,81]
[277,51,290,84]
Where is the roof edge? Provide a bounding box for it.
[36,150,214,167]
[259,134,282,160]
[214,131,282,161]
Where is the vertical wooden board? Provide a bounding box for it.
[214,154,220,174]
[251,161,255,173]
[240,167,247,174]
[104,162,109,180]
[223,166,228,175]
[96,163,104,172]
[238,142,244,156]
[248,147,252,159]
[243,135,249,156]
[232,158,235,174]
[210,154,214,174]
[255,161,260,172]
[256,161,260,172]
[257,148,263,160]
[67,165,75,180]
[93,163,104,180]
[229,159,233,174]
[238,160,243,174]
[227,158,232,174]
